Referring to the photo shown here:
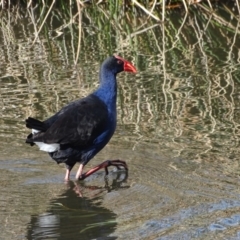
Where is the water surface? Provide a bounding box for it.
[1,3,240,239]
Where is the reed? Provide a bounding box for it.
[3,0,237,64]
[1,1,240,19]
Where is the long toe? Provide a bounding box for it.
[79,159,128,180]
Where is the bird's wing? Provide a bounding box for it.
[32,95,109,147]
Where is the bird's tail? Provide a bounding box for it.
[25,117,47,131]
[26,117,47,146]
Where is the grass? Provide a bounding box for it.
[2,0,236,65]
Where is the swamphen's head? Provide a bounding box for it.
[101,54,137,75]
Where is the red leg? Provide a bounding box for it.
[78,160,128,180]
[64,169,71,181]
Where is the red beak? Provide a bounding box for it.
[114,54,137,73]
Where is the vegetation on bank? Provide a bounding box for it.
[1,0,238,64]
[1,1,240,20]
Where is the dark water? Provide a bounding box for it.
[1,2,240,239]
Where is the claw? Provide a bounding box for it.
[78,159,128,180]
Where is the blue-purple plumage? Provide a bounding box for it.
[25,55,136,180]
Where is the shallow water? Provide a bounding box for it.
[1,2,240,239]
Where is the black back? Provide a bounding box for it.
[26,94,108,150]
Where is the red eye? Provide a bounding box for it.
[117,60,122,64]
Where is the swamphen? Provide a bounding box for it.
[25,55,137,181]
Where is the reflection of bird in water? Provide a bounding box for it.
[25,55,136,181]
[26,171,128,240]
